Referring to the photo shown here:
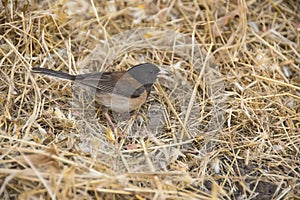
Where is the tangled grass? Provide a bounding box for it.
[0,0,299,199]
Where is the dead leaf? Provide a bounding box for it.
[16,145,59,169]
[213,7,241,38]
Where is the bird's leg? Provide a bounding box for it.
[103,108,124,138]
[103,111,116,132]
[130,110,148,125]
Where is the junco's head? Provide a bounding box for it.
[127,63,167,85]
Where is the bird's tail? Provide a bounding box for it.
[32,68,76,81]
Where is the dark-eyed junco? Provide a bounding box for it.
[32,63,167,131]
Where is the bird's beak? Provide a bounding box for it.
[157,68,170,80]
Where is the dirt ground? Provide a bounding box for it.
[0,0,299,199]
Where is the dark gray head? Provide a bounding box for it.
[127,63,161,85]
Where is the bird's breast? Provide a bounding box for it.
[96,89,148,113]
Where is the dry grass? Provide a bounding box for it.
[0,0,299,199]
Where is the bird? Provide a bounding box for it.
[32,63,167,132]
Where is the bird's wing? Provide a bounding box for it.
[76,72,145,98]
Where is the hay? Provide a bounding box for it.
[0,0,299,199]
